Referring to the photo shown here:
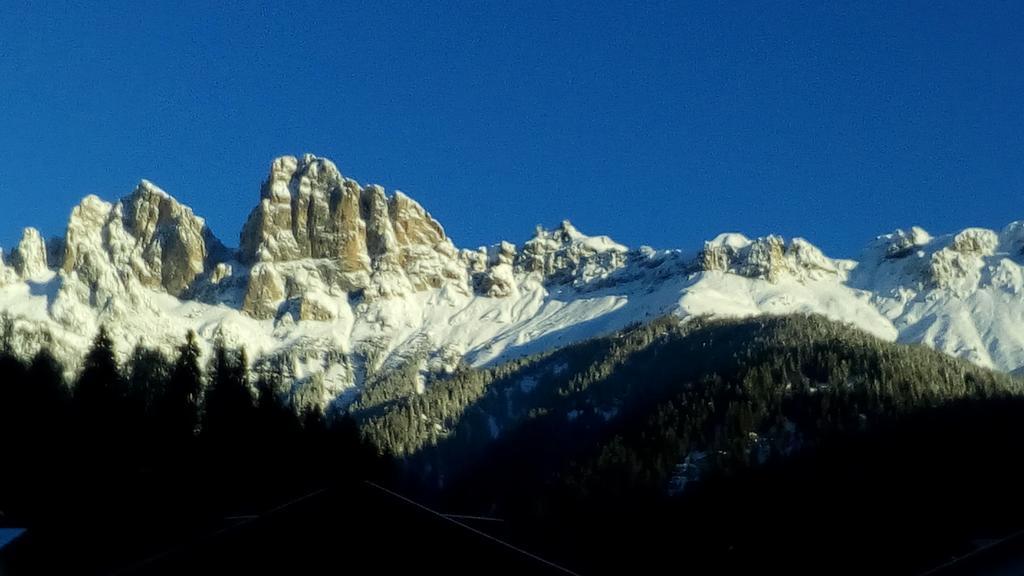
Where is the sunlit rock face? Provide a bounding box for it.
[121,180,225,296]
[698,233,850,283]
[516,220,629,287]
[58,181,223,299]
[10,227,48,279]
[236,155,471,318]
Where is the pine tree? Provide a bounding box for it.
[0,336,29,441]
[157,330,203,449]
[27,348,69,434]
[73,326,126,455]
[126,345,171,447]
[202,339,254,446]
[255,371,299,442]
[127,345,170,415]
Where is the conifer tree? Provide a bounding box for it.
[73,326,126,454]
[126,344,171,447]
[203,339,254,445]
[157,330,203,449]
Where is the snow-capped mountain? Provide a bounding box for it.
[1,154,1022,409]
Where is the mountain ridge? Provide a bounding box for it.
[2,153,1024,411]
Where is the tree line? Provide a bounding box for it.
[0,317,384,574]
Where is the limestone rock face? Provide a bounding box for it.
[786,238,845,281]
[239,155,303,263]
[298,293,338,322]
[925,229,999,291]
[855,225,1024,296]
[739,236,791,281]
[62,195,111,276]
[698,233,848,282]
[516,221,629,287]
[11,227,49,279]
[492,241,517,266]
[51,183,227,333]
[236,155,467,316]
[361,184,399,262]
[121,180,224,296]
[59,183,223,298]
[334,181,369,273]
[950,228,998,256]
[240,155,370,271]
[242,264,286,319]
[390,191,446,248]
[210,263,233,285]
[697,233,748,273]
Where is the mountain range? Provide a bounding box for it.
[2,153,1023,412]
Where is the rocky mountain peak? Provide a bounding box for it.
[515,220,629,287]
[56,182,225,315]
[926,228,1003,291]
[881,226,932,259]
[1000,221,1024,255]
[389,191,447,249]
[699,234,848,282]
[121,180,225,296]
[0,249,18,286]
[10,227,49,279]
[238,155,451,266]
[237,155,465,318]
[240,154,375,266]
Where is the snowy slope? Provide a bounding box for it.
[1,154,1023,411]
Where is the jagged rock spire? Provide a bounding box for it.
[238,155,450,268]
[59,181,225,300]
[10,227,48,279]
[237,155,463,318]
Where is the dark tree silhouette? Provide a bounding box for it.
[156,330,203,450]
[125,344,171,450]
[73,326,126,456]
[202,339,255,448]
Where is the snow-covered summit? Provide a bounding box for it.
[2,154,1024,410]
[699,233,853,282]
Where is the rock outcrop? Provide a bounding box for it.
[239,155,386,271]
[883,227,932,259]
[10,227,49,279]
[698,233,848,282]
[1000,221,1024,255]
[54,182,226,326]
[516,221,629,287]
[237,155,468,318]
[927,228,1000,291]
[241,263,286,319]
[121,180,225,296]
[0,251,18,286]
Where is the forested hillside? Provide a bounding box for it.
[361,314,1016,482]
[357,314,1024,573]
[4,312,1023,574]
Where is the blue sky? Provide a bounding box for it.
[0,1,1021,258]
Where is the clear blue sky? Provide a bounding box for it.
[1,1,1022,258]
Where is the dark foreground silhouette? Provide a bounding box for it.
[5,321,1024,574]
